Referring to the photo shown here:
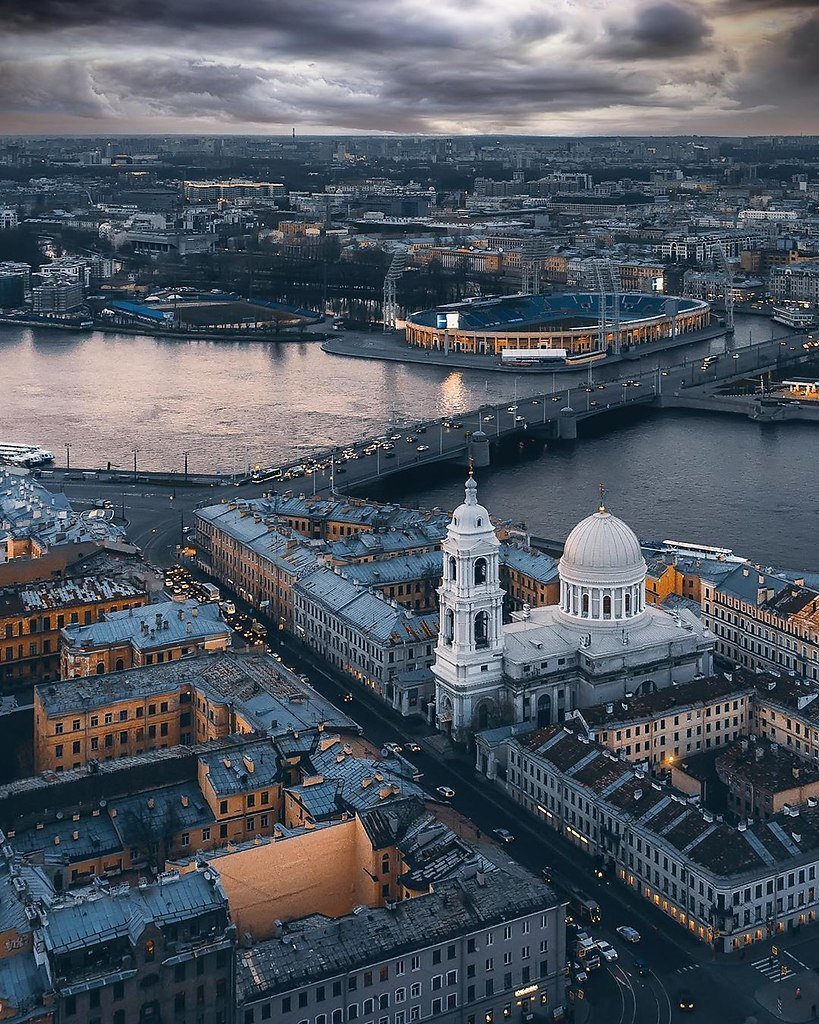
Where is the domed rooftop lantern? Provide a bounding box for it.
[558,484,647,624]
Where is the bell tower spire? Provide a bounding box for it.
[433,473,505,743]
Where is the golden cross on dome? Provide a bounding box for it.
[468,455,474,477]
[598,481,606,513]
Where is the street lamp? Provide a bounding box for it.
[64,442,71,471]
[182,450,190,483]
[132,447,138,478]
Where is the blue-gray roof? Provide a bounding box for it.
[108,783,215,848]
[716,564,791,605]
[200,741,281,797]
[296,568,438,644]
[11,813,123,865]
[61,598,230,651]
[42,870,225,955]
[408,291,704,332]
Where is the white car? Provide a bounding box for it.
[383,742,403,755]
[436,786,456,800]
[596,940,618,963]
[615,926,641,944]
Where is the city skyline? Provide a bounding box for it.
[1,0,818,137]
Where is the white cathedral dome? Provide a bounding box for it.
[558,504,647,623]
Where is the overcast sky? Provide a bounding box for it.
[0,0,817,136]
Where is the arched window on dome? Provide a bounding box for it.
[476,517,483,527]
[624,592,631,615]
[474,558,487,585]
[445,609,454,645]
[603,594,612,619]
[474,611,489,649]
[448,556,457,582]
[581,593,589,617]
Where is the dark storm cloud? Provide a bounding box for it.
[0,54,655,134]
[0,0,814,133]
[715,0,819,10]
[601,2,713,59]
[726,8,819,127]
[1,0,465,55]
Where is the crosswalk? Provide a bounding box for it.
[751,954,807,983]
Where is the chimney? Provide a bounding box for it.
[181,794,189,808]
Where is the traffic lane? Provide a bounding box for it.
[584,963,628,1024]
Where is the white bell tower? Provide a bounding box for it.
[433,470,505,743]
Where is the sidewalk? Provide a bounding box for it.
[754,971,819,1022]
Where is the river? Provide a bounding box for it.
[2,315,818,569]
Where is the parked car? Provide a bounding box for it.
[492,828,515,844]
[406,742,422,753]
[436,786,455,800]
[616,926,641,944]
[383,742,403,755]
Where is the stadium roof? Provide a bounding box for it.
[407,292,706,333]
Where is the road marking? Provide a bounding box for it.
[784,949,808,970]
[751,957,794,982]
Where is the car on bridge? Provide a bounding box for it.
[615,926,641,943]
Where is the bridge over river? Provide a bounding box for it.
[247,332,817,497]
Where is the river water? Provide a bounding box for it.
[2,316,818,569]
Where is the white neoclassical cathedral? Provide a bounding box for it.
[433,474,714,743]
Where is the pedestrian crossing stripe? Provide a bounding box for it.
[750,958,793,983]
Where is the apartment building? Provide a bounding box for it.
[210,798,567,1024]
[499,543,559,612]
[294,567,439,715]
[60,599,231,678]
[0,575,148,690]
[478,723,819,951]
[0,861,235,1024]
[34,650,358,773]
[0,469,125,566]
[702,564,819,682]
[770,262,819,305]
[575,672,755,766]
[194,504,320,628]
